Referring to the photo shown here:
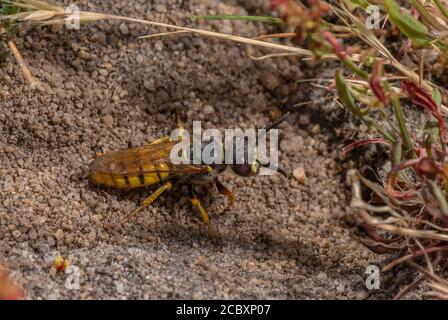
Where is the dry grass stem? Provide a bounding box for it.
[1,26,39,89]
[1,1,312,56]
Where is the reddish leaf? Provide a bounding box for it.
[309,0,329,20]
[414,157,441,179]
[369,61,389,106]
[364,223,389,243]
[401,80,446,147]
[386,158,421,199]
[269,0,300,23]
[322,31,346,60]
[270,0,291,9]
[271,0,327,23]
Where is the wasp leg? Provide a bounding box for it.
[148,136,171,145]
[214,178,235,209]
[148,113,186,146]
[122,181,173,224]
[175,111,188,140]
[176,110,186,128]
[188,184,215,237]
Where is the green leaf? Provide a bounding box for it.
[350,0,371,9]
[424,119,440,158]
[428,180,448,218]
[336,70,395,142]
[411,0,447,31]
[434,0,448,21]
[194,15,284,25]
[0,0,22,15]
[391,140,402,166]
[0,0,23,35]
[384,0,431,47]
[432,88,442,108]
[390,95,415,157]
[335,70,372,125]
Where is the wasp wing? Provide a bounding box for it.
[89,140,211,175]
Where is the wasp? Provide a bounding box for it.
[89,113,289,235]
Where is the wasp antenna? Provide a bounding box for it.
[276,166,290,179]
[259,162,290,179]
[264,111,290,132]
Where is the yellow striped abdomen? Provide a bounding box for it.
[90,162,170,189]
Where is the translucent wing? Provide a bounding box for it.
[89,140,211,175]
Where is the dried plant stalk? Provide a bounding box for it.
[7,37,38,87]
[0,26,38,88]
[348,170,448,241]
[427,281,448,299]
[348,169,448,299]
[0,0,312,56]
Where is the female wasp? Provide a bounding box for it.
[89,113,289,235]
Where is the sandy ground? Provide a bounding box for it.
[0,0,419,299]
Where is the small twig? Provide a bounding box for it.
[7,39,38,88]
[415,239,434,275]
[349,170,448,241]
[382,246,448,272]
[419,51,425,87]
[1,27,39,89]
[427,281,448,299]
[138,30,190,39]
[393,274,426,300]
[248,52,301,60]
[255,32,296,40]
[407,260,448,287]
[107,14,314,56]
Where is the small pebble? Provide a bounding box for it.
[293,166,307,184]
[317,272,328,281]
[260,70,280,90]
[119,23,129,35]
[55,229,64,241]
[28,229,38,240]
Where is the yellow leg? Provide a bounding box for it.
[122,181,172,223]
[149,136,171,145]
[189,185,215,237]
[176,111,185,131]
[215,178,235,208]
[175,111,188,140]
[148,113,185,145]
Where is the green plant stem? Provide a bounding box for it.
[374,125,395,143]
[343,58,369,79]
[335,70,394,142]
[194,15,284,25]
[391,96,415,158]
[412,0,448,31]
[434,0,448,20]
[428,180,448,217]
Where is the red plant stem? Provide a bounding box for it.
[393,274,425,300]
[407,260,448,287]
[369,61,389,106]
[386,158,421,199]
[382,245,448,272]
[342,138,389,154]
[401,80,446,152]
